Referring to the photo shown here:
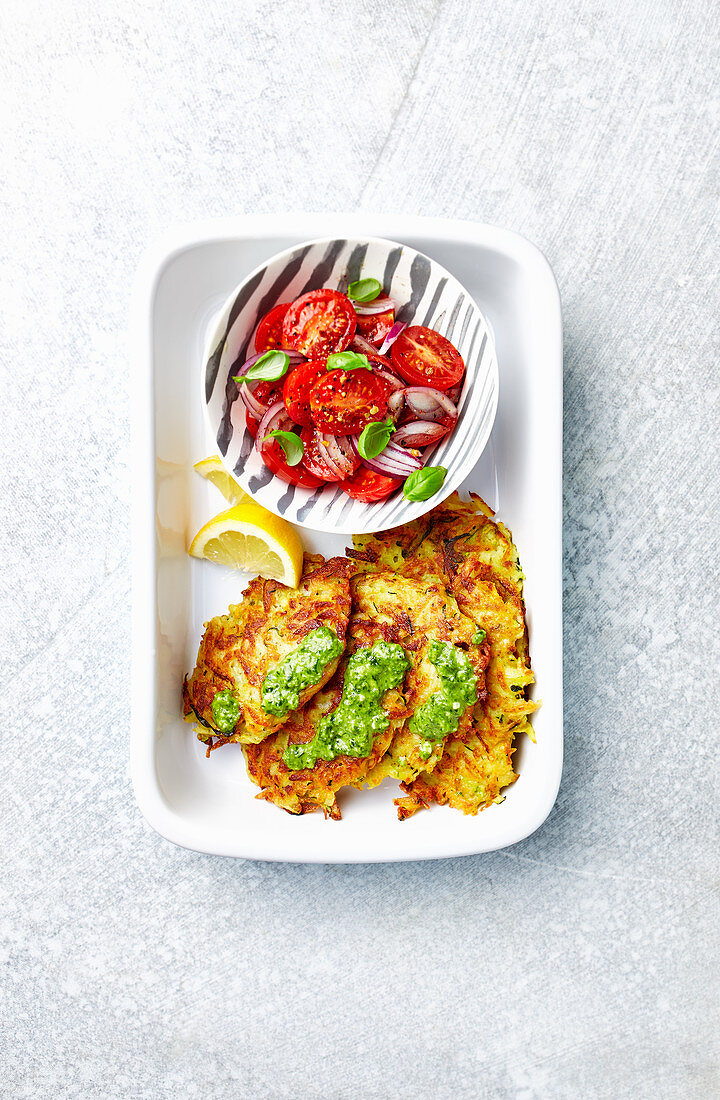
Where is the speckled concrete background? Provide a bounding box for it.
[1,1,718,1096]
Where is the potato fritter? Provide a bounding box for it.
[351,492,538,817]
[354,573,488,789]
[243,571,486,818]
[184,492,537,823]
[394,711,527,819]
[182,554,352,746]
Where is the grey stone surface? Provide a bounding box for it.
[1,0,718,1097]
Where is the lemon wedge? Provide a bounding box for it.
[193,455,250,506]
[188,503,303,586]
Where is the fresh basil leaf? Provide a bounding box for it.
[326,351,370,372]
[403,466,447,502]
[264,430,304,466]
[347,278,383,303]
[358,418,396,460]
[233,350,290,385]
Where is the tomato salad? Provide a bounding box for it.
[235,278,465,504]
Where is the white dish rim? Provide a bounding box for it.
[130,213,563,863]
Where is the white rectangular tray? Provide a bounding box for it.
[131,214,563,862]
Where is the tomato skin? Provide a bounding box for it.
[254,302,290,353]
[391,325,464,390]
[282,289,356,358]
[245,412,259,438]
[258,438,324,488]
[309,369,392,435]
[283,360,328,428]
[356,308,395,346]
[252,380,283,406]
[340,466,403,502]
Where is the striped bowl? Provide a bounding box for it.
[203,236,498,534]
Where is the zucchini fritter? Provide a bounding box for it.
[352,492,538,818]
[182,554,352,746]
[355,573,488,788]
[243,571,486,818]
[184,492,537,823]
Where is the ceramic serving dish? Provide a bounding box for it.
[130,214,563,863]
[202,235,499,534]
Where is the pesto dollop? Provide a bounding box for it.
[282,641,409,771]
[262,626,344,718]
[409,640,477,741]
[211,689,240,732]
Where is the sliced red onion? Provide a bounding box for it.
[321,433,355,478]
[350,334,393,367]
[387,390,405,418]
[255,401,292,453]
[236,350,265,374]
[362,455,408,477]
[393,421,452,448]
[384,441,423,469]
[352,295,394,317]
[239,381,269,420]
[404,386,458,423]
[377,321,407,356]
[371,367,405,391]
[446,382,463,404]
[350,435,423,478]
[238,350,305,421]
[313,434,345,480]
[365,447,423,477]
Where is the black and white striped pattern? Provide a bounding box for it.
[203,236,498,534]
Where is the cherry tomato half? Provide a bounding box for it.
[254,303,291,353]
[309,369,391,435]
[390,325,464,390]
[253,380,283,406]
[282,289,356,358]
[356,307,395,346]
[340,466,403,502]
[245,412,259,438]
[283,360,328,428]
[258,437,324,488]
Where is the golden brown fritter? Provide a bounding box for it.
[183,554,352,746]
[355,573,487,789]
[394,710,526,819]
[351,492,538,817]
[243,571,485,818]
[185,493,537,823]
[243,676,401,820]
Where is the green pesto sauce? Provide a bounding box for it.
[262,627,344,718]
[282,641,409,771]
[211,689,240,732]
[409,640,477,742]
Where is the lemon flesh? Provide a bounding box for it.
[188,503,303,587]
[193,456,250,506]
